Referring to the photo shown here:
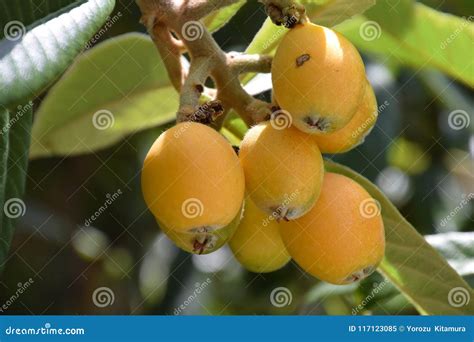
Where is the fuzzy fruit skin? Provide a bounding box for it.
[239,122,324,220]
[230,198,291,272]
[141,122,245,233]
[313,82,378,153]
[280,172,385,285]
[158,204,243,254]
[272,23,366,134]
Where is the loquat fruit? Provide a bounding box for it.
[279,172,385,284]
[272,23,366,134]
[239,121,324,221]
[230,198,290,272]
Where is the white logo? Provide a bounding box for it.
[270,109,292,130]
[92,110,115,130]
[4,21,26,41]
[181,198,204,219]
[448,110,470,130]
[448,287,470,307]
[3,198,26,218]
[181,21,204,41]
[270,287,292,307]
[359,198,381,218]
[359,21,382,41]
[92,287,115,307]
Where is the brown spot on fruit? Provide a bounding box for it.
[296,53,310,67]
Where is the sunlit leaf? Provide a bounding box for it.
[203,0,246,33]
[30,33,179,158]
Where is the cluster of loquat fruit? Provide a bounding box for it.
[141,23,385,285]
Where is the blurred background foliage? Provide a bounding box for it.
[0,0,472,315]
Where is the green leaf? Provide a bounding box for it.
[0,103,33,269]
[418,70,473,115]
[362,232,474,314]
[0,0,116,107]
[324,160,474,315]
[245,0,376,56]
[336,4,474,87]
[30,33,179,159]
[203,0,246,33]
[364,0,415,37]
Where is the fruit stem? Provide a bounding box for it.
[259,0,308,27]
[136,0,276,126]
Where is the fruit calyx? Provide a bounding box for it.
[303,116,331,132]
[343,265,376,283]
[189,226,219,255]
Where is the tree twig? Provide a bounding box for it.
[149,23,186,92]
[137,0,297,126]
[228,53,273,74]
